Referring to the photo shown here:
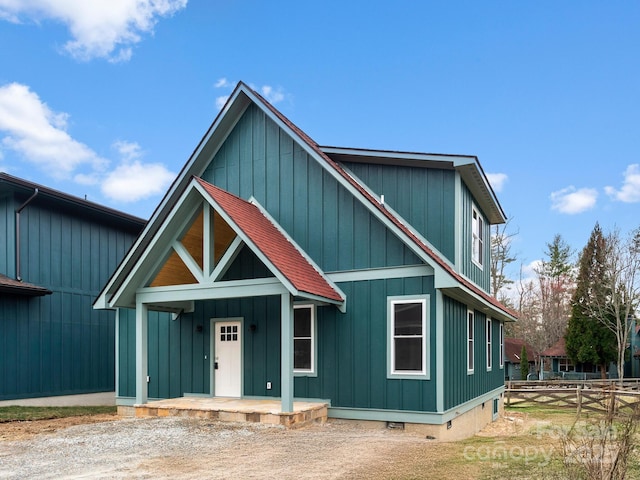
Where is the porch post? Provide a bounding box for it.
[135,299,148,405]
[281,293,294,413]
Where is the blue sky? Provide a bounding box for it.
[0,1,639,279]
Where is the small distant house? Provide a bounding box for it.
[504,338,536,380]
[0,173,145,400]
[539,337,612,380]
[94,82,516,439]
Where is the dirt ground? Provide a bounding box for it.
[0,412,536,479]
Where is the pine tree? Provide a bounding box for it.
[535,234,575,350]
[565,223,616,378]
[520,345,529,380]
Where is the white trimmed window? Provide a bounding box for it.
[472,206,484,268]
[294,305,315,374]
[389,297,428,377]
[486,318,492,371]
[499,323,504,368]
[467,310,475,374]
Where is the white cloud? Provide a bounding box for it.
[102,159,175,202]
[214,79,287,111]
[604,164,640,203]
[486,172,507,192]
[113,140,143,162]
[0,82,107,176]
[550,186,598,214]
[214,77,232,89]
[0,82,174,203]
[215,95,230,111]
[0,0,187,62]
[259,85,284,105]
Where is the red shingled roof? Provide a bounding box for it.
[249,84,517,320]
[0,273,52,296]
[195,177,343,303]
[504,338,537,363]
[541,337,567,357]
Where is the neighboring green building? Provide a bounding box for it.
[0,173,145,400]
[95,82,516,438]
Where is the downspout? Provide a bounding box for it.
[15,188,39,281]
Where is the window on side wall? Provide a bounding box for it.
[499,323,504,369]
[388,296,429,379]
[486,318,492,371]
[467,310,475,374]
[472,206,484,268]
[294,305,315,375]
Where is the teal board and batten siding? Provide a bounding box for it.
[342,162,456,264]
[0,201,141,400]
[460,183,491,293]
[201,104,422,272]
[0,194,16,277]
[296,277,437,412]
[442,295,504,410]
[119,275,439,413]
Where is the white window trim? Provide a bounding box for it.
[486,318,492,371]
[293,304,316,376]
[387,295,430,380]
[499,323,504,369]
[467,309,475,374]
[472,205,484,269]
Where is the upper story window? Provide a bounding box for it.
[294,305,315,375]
[472,206,484,268]
[388,296,429,379]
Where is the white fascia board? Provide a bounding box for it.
[94,86,253,309]
[454,160,506,224]
[108,185,204,308]
[321,146,473,165]
[440,284,516,323]
[249,196,346,305]
[193,181,300,298]
[137,278,288,304]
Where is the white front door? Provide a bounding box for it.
[213,320,242,397]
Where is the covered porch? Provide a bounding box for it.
[99,178,345,417]
[130,396,328,428]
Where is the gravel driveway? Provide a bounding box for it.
[0,416,439,479]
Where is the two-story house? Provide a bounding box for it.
[0,173,144,400]
[94,82,516,439]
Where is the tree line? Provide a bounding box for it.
[492,222,640,380]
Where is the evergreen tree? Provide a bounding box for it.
[535,234,575,350]
[565,223,616,378]
[520,345,529,380]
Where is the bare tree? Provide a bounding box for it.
[587,227,640,381]
[490,219,518,306]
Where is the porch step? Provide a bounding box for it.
[133,397,328,429]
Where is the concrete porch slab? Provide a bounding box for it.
[131,397,328,428]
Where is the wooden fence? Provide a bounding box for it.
[505,380,640,414]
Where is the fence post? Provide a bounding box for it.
[576,385,581,416]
